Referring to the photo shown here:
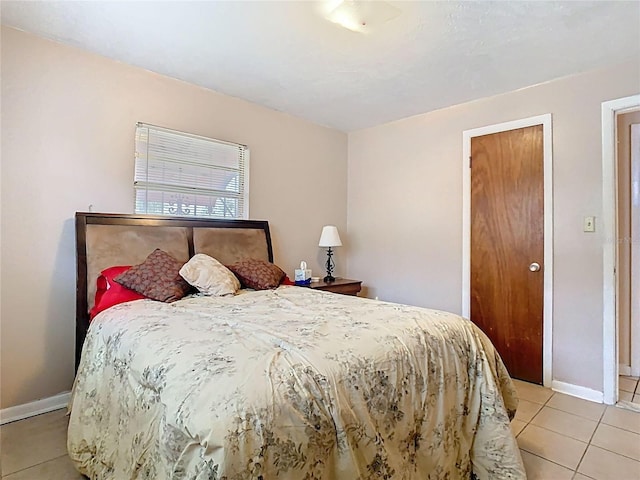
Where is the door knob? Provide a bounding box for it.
[529,262,541,272]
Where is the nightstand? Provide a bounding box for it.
[308,278,362,296]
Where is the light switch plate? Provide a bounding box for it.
[584,216,595,232]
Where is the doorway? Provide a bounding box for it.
[602,94,640,405]
[617,113,640,386]
[462,114,553,387]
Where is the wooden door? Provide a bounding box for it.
[470,125,544,384]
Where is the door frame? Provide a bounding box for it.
[631,125,640,378]
[602,94,640,405]
[462,114,553,387]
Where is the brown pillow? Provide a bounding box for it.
[114,249,192,302]
[227,258,286,290]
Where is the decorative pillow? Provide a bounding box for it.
[114,249,192,302]
[227,258,286,290]
[90,266,146,320]
[179,253,240,296]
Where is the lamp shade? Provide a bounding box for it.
[318,225,342,247]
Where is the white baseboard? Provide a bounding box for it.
[0,392,71,425]
[619,364,632,376]
[551,380,604,404]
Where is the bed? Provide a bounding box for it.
[68,212,525,480]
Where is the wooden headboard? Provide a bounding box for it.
[75,212,273,369]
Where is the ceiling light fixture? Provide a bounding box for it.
[322,0,401,33]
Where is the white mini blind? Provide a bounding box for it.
[134,123,249,219]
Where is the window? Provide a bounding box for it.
[134,123,249,219]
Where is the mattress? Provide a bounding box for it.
[68,286,525,479]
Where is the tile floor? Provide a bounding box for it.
[619,374,640,405]
[1,383,640,479]
[512,379,640,480]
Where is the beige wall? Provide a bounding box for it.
[3,25,638,409]
[347,61,640,393]
[0,26,347,409]
[617,111,640,368]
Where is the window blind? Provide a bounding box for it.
[134,123,249,219]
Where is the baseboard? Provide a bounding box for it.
[0,391,71,425]
[619,364,632,376]
[551,380,604,404]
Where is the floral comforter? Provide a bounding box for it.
[68,286,525,479]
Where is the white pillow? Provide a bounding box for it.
[179,254,240,296]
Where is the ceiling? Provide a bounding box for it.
[2,1,639,132]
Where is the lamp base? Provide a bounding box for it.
[323,247,337,283]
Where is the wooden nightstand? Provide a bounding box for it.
[308,278,362,296]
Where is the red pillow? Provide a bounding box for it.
[90,266,146,320]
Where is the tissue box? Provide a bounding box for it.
[294,268,312,285]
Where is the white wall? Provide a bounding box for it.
[347,61,640,393]
[0,26,347,409]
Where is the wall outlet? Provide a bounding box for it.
[583,216,595,232]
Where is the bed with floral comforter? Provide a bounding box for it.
[68,286,525,479]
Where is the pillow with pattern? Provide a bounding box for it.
[227,258,286,290]
[114,249,192,302]
[179,253,240,296]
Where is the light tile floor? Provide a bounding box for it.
[512,379,640,480]
[619,374,640,405]
[0,409,82,479]
[1,384,639,479]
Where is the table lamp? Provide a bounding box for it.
[319,225,342,282]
